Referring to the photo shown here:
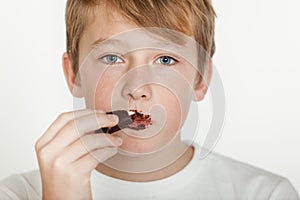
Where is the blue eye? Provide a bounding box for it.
[100,54,123,64]
[156,56,177,66]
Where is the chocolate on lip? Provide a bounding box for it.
[128,110,152,130]
[94,110,152,134]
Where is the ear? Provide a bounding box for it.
[193,59,213,101]
[62,52,83,98]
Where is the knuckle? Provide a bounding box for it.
[37,147,48,158]
[53,157,65,170]
[34,138,41,152]
[66,119,76,130]
[67,116,76,124]
[36,147,52,165]
[57,111,73,122]
[57,113,66,121]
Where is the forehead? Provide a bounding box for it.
[78,6,137,59]
[79,5,198,66]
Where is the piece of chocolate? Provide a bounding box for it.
[94,110,133,134]
[94,110,152,134]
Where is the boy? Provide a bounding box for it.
[0,0,299,199]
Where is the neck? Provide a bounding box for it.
[95,136,194,182]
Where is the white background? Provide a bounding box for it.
[0,0,299,193]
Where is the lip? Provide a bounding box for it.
[127,109,151,130]
[122,119,165,138]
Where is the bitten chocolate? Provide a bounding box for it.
[94,110,133,134]
[94,110,152,134]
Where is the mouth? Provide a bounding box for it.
[127,110,152,130]
[94,110,152,134]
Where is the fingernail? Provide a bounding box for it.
[110,147,118,155]
[107,115,119,123]
[115,137,123,145]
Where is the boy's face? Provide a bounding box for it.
[64,6,210,154]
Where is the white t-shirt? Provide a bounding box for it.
[0,143,299,200]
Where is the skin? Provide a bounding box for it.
[35,5,212,200]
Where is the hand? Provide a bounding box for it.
[35,109,122,200]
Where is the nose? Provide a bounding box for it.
[120,52,153,104]
[127,84,152,101]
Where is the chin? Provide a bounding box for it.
[116,131,175,155]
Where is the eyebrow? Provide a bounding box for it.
[152,41,184,49]
[92,37,124,49]
[91,37,187,54]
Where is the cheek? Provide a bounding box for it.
[81,70,119,110]
[93,76,117,110]
[155,87,185,134]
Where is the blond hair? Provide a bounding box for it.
[66,0,216,75]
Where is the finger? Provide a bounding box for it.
[72,147,118,174]
[35,109,102,150]
[58,134,122,163]
[45,112,119,150]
